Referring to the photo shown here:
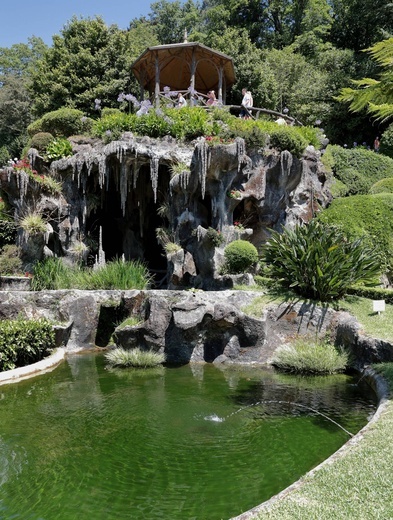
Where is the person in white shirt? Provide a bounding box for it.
[240,88,253,119]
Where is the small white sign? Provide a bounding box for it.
[373,300,386,313]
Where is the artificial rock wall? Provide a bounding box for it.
[0,133,331,287]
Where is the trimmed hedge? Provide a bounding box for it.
[0,318,55,371]
[381,123,393,159]
[323,145,393,196]
[317,193,393,278]
[369,178,393,194]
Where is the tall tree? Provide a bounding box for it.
[148,0,202,44]
[330,0,393,52]
[30,17,158,117]
[0,37,47,78]
[0,37,46,158]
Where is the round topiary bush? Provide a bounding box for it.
[27,108,94,137]
[224,240,259,274]
[29,132,54,152]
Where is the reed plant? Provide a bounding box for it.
[105,347,166,368]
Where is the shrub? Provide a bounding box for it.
[45,137,73,161]
[0,317,55,371]
[206,227,225,247]
[29,132,54,152]
[271,338,348,374]
[261,219,381,301]
[380,123,393,158]
[105,347,166,368]
[224,240,259,274]
[369,178,393,194]
[0,220,17,248]
[317,193,393,281]
[269,127,308,156]
[0,245,22,275]
[326,145,393,195]
[329,177,348,198]
[27,108,93,137]
[336,167,370,195]
[92,112,135,140]
[0,145,11,167]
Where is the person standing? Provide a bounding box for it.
[374,136,380,153]
[240,88,253,119]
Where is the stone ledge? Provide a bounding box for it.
[0,348,66,386]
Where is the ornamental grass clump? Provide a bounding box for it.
[261,219,381,301]
[105,347,166,368]
[271,338,349,375]
[31,257,152,290]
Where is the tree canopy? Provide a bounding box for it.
[0,0,393,159]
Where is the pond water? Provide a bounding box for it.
[0,353,377,520]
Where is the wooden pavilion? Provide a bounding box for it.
[131,40,236,106]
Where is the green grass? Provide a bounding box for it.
[31,257,152,290]
[339,295,393,341]
[256,363,393,519]
[271,338,348,374]
[104,347,166,368]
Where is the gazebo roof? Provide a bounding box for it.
[131,42,235,94]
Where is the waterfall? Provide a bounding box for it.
[17,170,29,202]
[120,160,129,216]
[236,137,246,172]
[196,138,209,199]
[150,155,159,203]
[281,150,293,177]
[180,170,191,190]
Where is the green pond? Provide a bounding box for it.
[0,353,377,520]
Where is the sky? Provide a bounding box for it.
[1,0,155,48]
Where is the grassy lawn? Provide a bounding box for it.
[239,288,393,519]
[340,295,393,341]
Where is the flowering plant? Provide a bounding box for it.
[234,221,245,230]
[227,189,242,199]
[12,159,62,194]
[204,135,234,146]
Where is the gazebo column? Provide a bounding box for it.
[139,68,145,101]
[155,52,160,107]
[190,49,196,94]
[218,65,224,103]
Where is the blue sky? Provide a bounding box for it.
[1,0,154,48]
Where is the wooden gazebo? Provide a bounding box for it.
[131,41,236,106]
